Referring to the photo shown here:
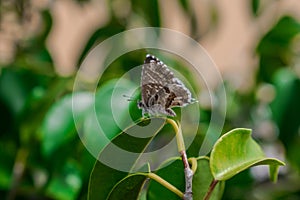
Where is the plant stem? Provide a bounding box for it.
[188,157,198,174]
[166,118,185,152]
[166,119,193,200]
[147,173,184,198]
[203,179,219,200]
[180,151,193,200]
[7,148,29,200]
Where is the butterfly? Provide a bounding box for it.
[137,54,196,117]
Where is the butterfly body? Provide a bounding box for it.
[138,54,196,117]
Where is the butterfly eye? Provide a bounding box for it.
[137,101,144,108]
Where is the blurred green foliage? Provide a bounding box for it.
[0,0,299,199]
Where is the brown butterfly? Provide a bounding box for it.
[138,54,196,117]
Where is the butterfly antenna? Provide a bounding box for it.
[191,98,198,103]
[122,94,137,102]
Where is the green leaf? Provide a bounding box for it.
[251,0,260,16]
[257,16,300,82]
[193,157,224,200]
[0,141,15,189]
[130,0,160,27]
[46,160,82,200]
[210,128,285,182]
[269,69,300,171]
[88,161,127,200]
[41,92,93,157]
[0,69,30,116]
[88,118,165,200]
[82,79,137,156]
[107,174,147,200]
[148,157,224,200]
[178,0,190,13]
[95,79,136,139]
[147,157,184,200]
[271,69,300,143]
[258,16,300,55]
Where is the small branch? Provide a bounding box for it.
[166,118,185,152]
[7,148,29,200]
[203,179,219,200]
[180,151,193,200]
[147,173,184,198]
[188,157,198,174]
[166,119,193,200]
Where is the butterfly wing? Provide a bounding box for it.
[141,54,172,108]
[167,83,194,107]
[140,54,195,116]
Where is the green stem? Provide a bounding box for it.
[166,118,185,152]
[203,179,219,200]
[188,157,198,174]
[166,119,193,200]
[147,173,184,198]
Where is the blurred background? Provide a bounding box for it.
[0,0,300,199]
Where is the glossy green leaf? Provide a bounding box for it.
[148,157,224,200]
[88,118,165,200]
[147,157,184,200]
[107,174,147,200]
[82,79,137,155]
[88,161,127,200]
[210,128,285,181]
[193,157,224,200]
[41,92,93,157]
